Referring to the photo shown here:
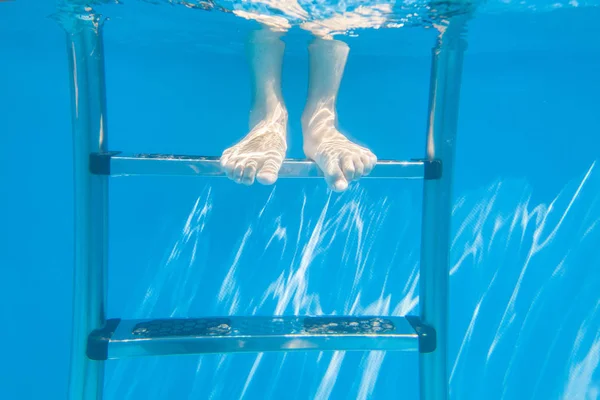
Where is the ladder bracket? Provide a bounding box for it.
[89,152,121,175]
[412,159,442,180]
[87,318,121,361]
[406,315,437,353]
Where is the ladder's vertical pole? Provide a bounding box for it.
[419,15,469,400]
[62,11,109,400]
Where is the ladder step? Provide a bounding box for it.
[89,152,441,179]
[87,315,435,360]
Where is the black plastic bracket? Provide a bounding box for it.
[411,158,442,180]
[424,159,442,180]
[89,151,121,175]
[422,159,442,180]
[405,315,437,353]
[87,318,121,360]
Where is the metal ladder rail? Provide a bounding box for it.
[62,10,468,400]
[419,16,469,400]
[63,13,109,400]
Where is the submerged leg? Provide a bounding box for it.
[301,37,377,192]
[221,27,288,186]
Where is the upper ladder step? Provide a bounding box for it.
[89,152,442,179]
[87,315,435,360]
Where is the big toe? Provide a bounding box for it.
[319,159,349,192]
[256,158,282,185]
[332,178,349,192]
[257,171,278,185]
[341,155,356,181]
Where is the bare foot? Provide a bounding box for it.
[302,37,377,192]
[221,27,288,186]
[221,104,287,186]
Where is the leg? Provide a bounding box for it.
[301,37,377,192]
[221,27,288,186]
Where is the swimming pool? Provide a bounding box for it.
[1,0,599,399]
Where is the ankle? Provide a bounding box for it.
[250,102,288,128]
[302,140,319,159]
[300,111,313,132]
[302,108,337,138]
[302,95,336,123]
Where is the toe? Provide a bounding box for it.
[220,148,234,169]
[341,155,356,181]
[242,161,257,186]
[220,155,228,170]
[233,162,245,183]
[221,158,235,180]
[256,171,278,185]
[361,153,373,175]
[364,151,377,175]
[323,159,348,192]
[353,155,365,179]
[256,157,281,185]
[221,147,232,160]
[369,152,377,166]
[332,179,349,192]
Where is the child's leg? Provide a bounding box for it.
[302,37,377,192]
[220,27,288,186]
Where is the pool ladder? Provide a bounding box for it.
[62,9,469,400]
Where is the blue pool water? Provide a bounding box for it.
[1,0,599,399]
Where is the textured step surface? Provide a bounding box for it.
[89,152,441,179]
[87,315,435,360]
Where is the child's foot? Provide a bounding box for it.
[303,113,377,192]
[220,104,287,186]
[301,37,376,192]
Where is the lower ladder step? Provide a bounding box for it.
[87,315,435,360]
